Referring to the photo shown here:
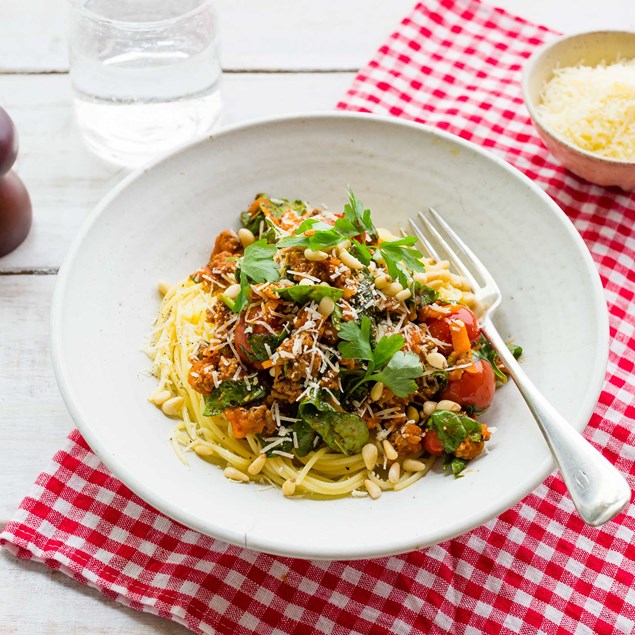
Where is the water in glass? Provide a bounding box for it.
[69,0,222,167]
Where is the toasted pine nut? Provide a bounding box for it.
[364,479,382,499]
[382,439,398,461]
[318,296,335,317]
[319,281,329,287]
[339,239,352,250]
[406,406,420,423]
[368,261,377,272]
[282,479,297,496]
[339,248,364,270]
[370,381,384,401]
[437,399,461,412]
[149,390,172,406]
[224,283,242,300]
[412,272,427,285]
[157,280,172,295]
[161,396,184,416]
[224,466,249,482]
[403,458,427,472]
[238,227,255,248]
[388,462,401,484]
[422,401,438,417]
[304,248,328,262]
[395,289,412,302]
[426,352,447,369]
[299,277,315,286]
[374,274,389,289]
[248,453,267,475]
[362,443,378,471]
[383,281,403,297]
[194,444,214,457]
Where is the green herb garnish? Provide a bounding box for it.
[273,285,344,304]
[203,380,266,416]
[473,335,522,383]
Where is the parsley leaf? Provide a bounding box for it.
[343,189,377,240]
[338,316,374,362]
[240,239,280,283]
[376,237,426,287]
[229,239,280,313]
[370,350,423,398]
[372,333,405,369]
[274,285,344,304]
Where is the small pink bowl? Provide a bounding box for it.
[522,30,635,191]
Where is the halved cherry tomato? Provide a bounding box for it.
[440,358,495,410]
[425,305,480,348]
[423,429,444,456]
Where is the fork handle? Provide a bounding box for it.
[481,320,631,526]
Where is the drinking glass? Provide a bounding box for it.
[69,0,222,167]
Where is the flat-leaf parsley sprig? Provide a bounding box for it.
[337,316,424,398]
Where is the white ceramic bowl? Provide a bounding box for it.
[51,113,608,560]
[522,30,635,190]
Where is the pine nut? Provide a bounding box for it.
[362,443,378,471]
[299,278,315,286]
[383,281,403,297]
[426,352,447,369]
[395,289,412,302]
[319,281,330,287]
[412,272,427,285]
[370,381,384,401]
[374,274,389,289]
[406,406,420,423]
[194,444,214,457]
[157,280,172,295]
[161,396,184,416]
[238,227,255,248]
[149,390,172,406]
[388,462,401,484]
[364,479,382,499]
[368,261,377,272]
[224,466,249,482]
[282,479,297,496]
[339,239,352,250]
[248,453,267,475]
[422,401,438,417]
[224,283,242,300]
[318,296,335,317]
[382,439,398,461]
[304,248,328,262]
[437,399,461,412]
[402,458,427,472]
[339,248,364,270]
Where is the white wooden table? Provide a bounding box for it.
[1,1,633,632]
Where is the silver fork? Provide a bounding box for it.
[408,208,630,527]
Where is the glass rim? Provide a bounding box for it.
[72,0,215,30]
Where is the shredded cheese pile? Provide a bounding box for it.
[537,59,635,160]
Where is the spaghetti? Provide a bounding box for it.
[146,192,514,498]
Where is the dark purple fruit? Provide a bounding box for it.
[0,107,18,176]
[0,170,32,257]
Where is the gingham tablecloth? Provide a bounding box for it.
[3,1,635,633]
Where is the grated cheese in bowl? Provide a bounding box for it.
[536,59,635,161]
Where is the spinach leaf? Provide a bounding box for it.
[293,419,317,457]
[413,281,439,307]
[273,285,344,305]
[203,380,266,416]
[427,410,482,453]
[300,408,369,456]
[370,350,423,398]
[246,327,289,362]
[473,335,522,383]
[444,455,468,478]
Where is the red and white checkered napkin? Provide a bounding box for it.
[3,1,635,633]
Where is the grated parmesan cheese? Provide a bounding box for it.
[537,59,635,160]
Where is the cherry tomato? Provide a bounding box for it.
[425,305,480,348]
[440,358,495,410]
[423,429,444,456]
